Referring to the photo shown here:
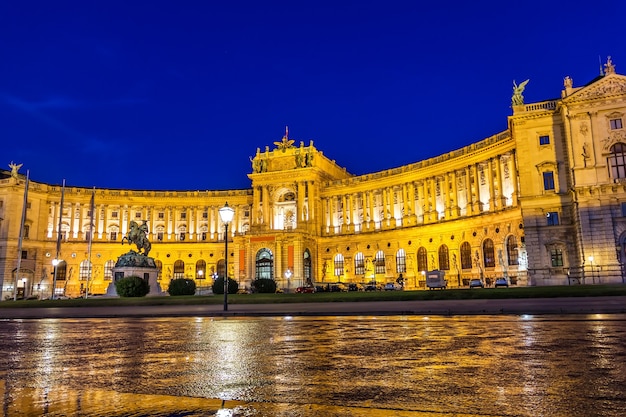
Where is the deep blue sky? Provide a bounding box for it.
[1,1,624,190]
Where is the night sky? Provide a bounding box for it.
[2,1,624,190]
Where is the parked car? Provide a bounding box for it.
[469,279,484,289]
[295,286,315,293]
[384,282,401,291]
[494,278,509,288]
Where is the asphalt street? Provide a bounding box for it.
[1,296,625,319]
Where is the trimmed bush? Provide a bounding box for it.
[115,275,150,297]
[212,277,239,295]
[252,278,277,294]
[168,278,197,296]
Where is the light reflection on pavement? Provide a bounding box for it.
[1,315,625,416]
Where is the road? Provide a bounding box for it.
[1,296,625,318]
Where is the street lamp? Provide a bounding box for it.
[51,258,61,300]
[285,268,292,293]
[218,202,235,311]
[588,255,595,284]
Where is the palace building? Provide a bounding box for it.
[2,60,626,299]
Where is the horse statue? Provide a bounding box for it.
[122,220,152,256]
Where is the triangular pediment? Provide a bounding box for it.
[563,73,626,103]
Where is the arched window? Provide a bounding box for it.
[79,260,92,280]
[396,249,406,273]
[155,260,162,280]
[483,239,495,268]
[104,260,115,280]
[55,261,67,281]
[196,259,206,279]
[173,260,185,278]
[303,250,312,286]
[438,245,450,270]
[609,143,626,179]
[255,248,274,280]
[334,254,344,277]
[506,236,518,266]
[217,259,225,278]
[354,252,365,275]
[374,250,385,274]
[417,247,428,272]
[460,242,472,269]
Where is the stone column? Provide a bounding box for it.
[487,159,495,211]
[472,164,481,213]
[464,167,473,216]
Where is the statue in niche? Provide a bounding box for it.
[582,142,590,167]
[8,161,22,178]
[511,79,529,106]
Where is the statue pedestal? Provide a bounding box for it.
[105,251,164,297]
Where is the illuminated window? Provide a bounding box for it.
[173,260,185,278]
[155,260,162,280]
[79,260,92,280]
[438,245,450,270]
[417,247,428,272]
[334,254,344,276]
[104,260,115,280]
[507,235,519,265]
[609,143,626,179]
[396,249,406,273]
[196,260,206,279]
[483,239,495,268]
[374,251,385,274]
[354,252,365,275]
[460,242,472,269]
[550,248,564,267]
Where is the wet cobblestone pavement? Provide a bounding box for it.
[1,314,626,416]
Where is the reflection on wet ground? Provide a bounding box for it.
[1,314,625,416]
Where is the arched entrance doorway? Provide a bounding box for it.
[256,248,274,280]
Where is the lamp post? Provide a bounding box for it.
[51,258,60,300]
[588,255,595,284]
[219,202,235,311]
[285,268,292,293]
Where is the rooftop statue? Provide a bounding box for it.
[8,161,22,179]
[121,220,152,256]
[511,79,529,106]
[604,56,616,75]
[274,126,295,151]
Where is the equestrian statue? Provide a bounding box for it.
[122,220,152,256]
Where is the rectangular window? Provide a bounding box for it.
[85,231,91,242]
[110,231,117,241]
[547,212,559,226]
[158,212,165,219]
[543,171,555,191]
[26,202,31,209]
[180,212,187,220]
[111,211,118,218]
[201,232,207,241]
[23,225,29,239]
[135,212,141,218]
[550,248,564,267]
[622,202,626,217]
[157,232,164,241]
[610,118,623,130]
[539,135,550,145]
[202,211,208,219]
[179,233,185,241]
[21,250,27,259]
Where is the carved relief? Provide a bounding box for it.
[572,78,626,101]
[579,122,589,137]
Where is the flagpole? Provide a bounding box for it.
[85,187,95,299]
[14,170,29,301]
[52,179,65,300]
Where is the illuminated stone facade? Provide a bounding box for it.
[2,63,626,299]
